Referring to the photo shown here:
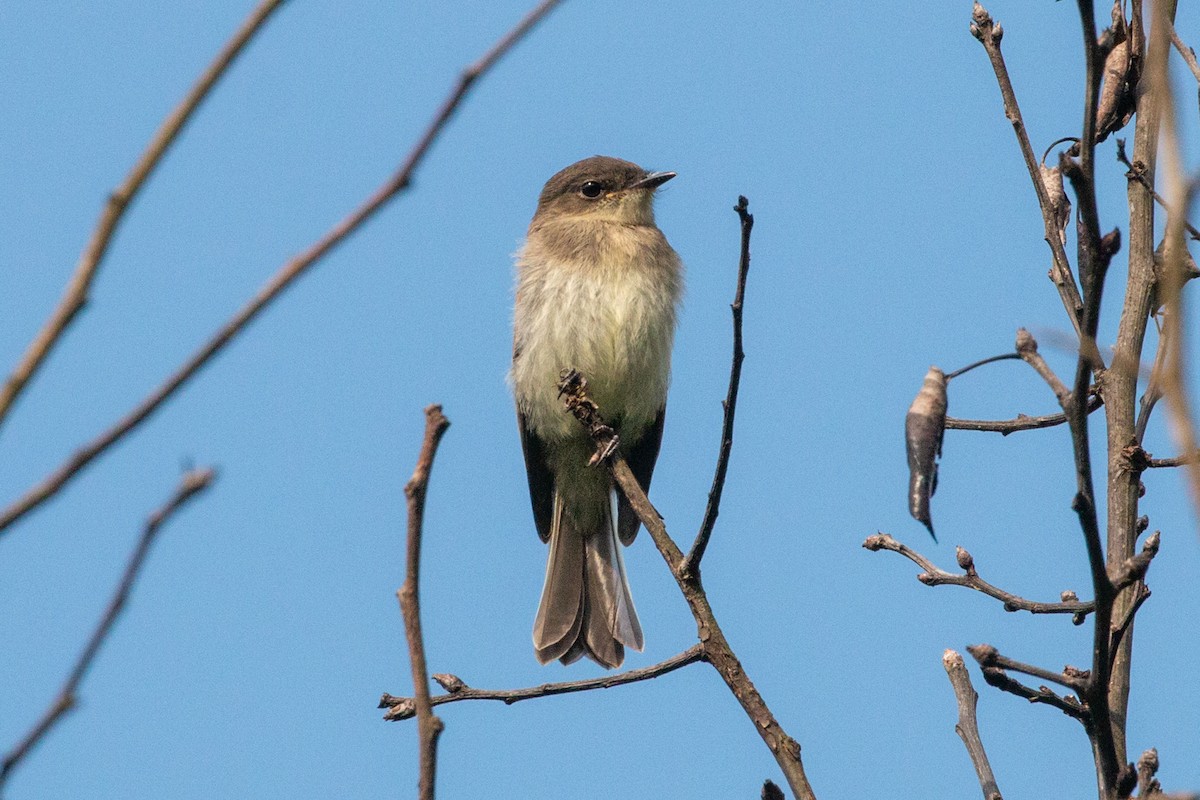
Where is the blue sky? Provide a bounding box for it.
[2,2,1199,798]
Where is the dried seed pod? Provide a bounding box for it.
[906,366,948,541]
[1095,1,1137,142]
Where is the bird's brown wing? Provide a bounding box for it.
[518,411,555,543]
[617,405,665,545]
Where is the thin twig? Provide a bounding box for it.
[1105,0,1178,767]
[557,371,816,800]
[1015,328,1072,403]
[944,352,1022,380]
[0,0,287,434]
[0,467,216,791]
[0,0,563,538]
[945,393,1103,435]
[1116,139,1200,241]
[1169,18,1200,117]
[683,196,753,577]
[966,646,1088,722]
[1146,450,1199,467]
[1109,583,1151,660]
[969,643,1089,693]
[380,645,707,720]
[970,2,1085,337]
[1135,315,1170,442]
[942,650,1003,800]
[398,406,450,800]
[863,533,1095,618]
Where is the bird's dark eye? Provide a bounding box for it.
[579,181,604,199]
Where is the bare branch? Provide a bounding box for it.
[557,370,816,800]
[1015,328,1072,404]
[398,406,450,800]
[944,352,1023,380]
[1116,140,1200,241]
[966,645,1088,722]
[942,650,1003,800]
[970,2,1085,337]
[0,0,287,433]
[0,0,564,538]
[1135,315,1171,442]
[969,643,1089,693]
[1105,0,1179,767]
[1168,19,1200,116]
[863,533,1094,618]
[683,196,753,578]
[945,393,1103,434]
[381,645,707,721]
[0,467,216,790]
[1146,449,1199,467]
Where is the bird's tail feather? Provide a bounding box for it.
[532,493,643,669]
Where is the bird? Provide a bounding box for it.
[510,155,683,668]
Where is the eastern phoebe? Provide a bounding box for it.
[511,156,683,669]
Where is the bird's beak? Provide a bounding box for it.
[628,171,676,191]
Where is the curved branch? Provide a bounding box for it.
[945,393,1103,435]
[864,533,1095,618]
[0,0,287,433]
[0,0,564,538]
[970,2,1085,337]
[381,645,707,721]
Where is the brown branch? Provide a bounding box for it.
[683,196,753,578]
[1109,583,1150,662]
[0,467,216,791]
[1015,328,1073,403]
[942,650,1003,800]
[969,643,1089,694]
[944,352,1023,380]
[398,406,450,800]
[970,2,1085,338]
[966,645,1088,722]
[1146,449,1199,467]
[1105,0,1179,769]
[380,645,707,721]
[945,393,1103,434]
[1116,139,1200,241]
[557,370,816,800]
[1169,18,1200,117]
[1042,40,1122,776]
[0,0,287,434]
[1135,315,1171,442]
[863,533,1095,619]
[0,0,563,538]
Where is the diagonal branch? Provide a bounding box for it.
[968,643,1089,693]
[943,650,1003,800]
[967,644,1088,723]
[863,533,1095,618]
[398,406,451,800]
[683,196,753,578]
[0,0,287,434]
[380,645,707,721]
[0,467,216,791]
[558,370,816,800]
[971,2,1085,338]
[0,0,564,538]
